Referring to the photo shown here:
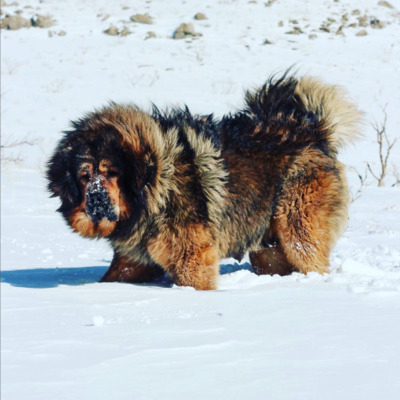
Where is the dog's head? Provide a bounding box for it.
[47,105,160,238]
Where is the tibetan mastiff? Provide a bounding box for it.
[47,74,362,290]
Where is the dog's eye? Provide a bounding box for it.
[80,173,90,182]
[107,170,119,178]
[78,162,93,183]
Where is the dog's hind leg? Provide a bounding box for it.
[100,252,164,283]
[250,242,295,276]
[272,160,349,275]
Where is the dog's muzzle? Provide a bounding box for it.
[86,177,118,223]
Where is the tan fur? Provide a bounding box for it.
[148,224,219,290]
[97,219,119,237]
[295,77,363,148]
[185,126,228,228]
[68,208,97,237]
[69,209,118,238]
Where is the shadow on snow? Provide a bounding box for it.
[1,266,108,288]
[1,263,253,289]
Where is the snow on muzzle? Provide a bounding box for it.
[85,176,118,223]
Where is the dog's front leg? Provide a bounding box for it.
[100,252,164,283]
[148,224,219,290]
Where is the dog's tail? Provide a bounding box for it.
[294,76,363,148]
[244,74,363,153]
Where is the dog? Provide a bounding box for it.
[47,73,362,290]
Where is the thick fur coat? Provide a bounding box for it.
[47,74,362,289]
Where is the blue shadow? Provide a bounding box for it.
[1,262,253,289]
[220,262,253,275]
[1,266,108,288]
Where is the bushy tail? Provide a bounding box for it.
[244,73,363,152]
[294,76,363,148]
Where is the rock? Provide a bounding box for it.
[130,13,153,24]
[58,30,66,36]
[173,23,198,39]
[1,15,31,30]
[278,21,283,27]
[370,18,385,29]
[336,25,344,36]
[104,26,119,36]
[32,14,54,28]
[285,26,303,34]
[320,22,331,33]
[356,29,368,36]
[358,16,368,27]
[173,31,185,40]
[194,12,207,20]
[120,27,131,36]
[378,1,393,9]
[145,31,156,40]
[308,34,317,39]
[359,15,385,29]
[263,38,273,45]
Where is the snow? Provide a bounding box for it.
[1,0,400,399]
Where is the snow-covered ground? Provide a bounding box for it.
[1,1,400,399]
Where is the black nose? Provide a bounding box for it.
[86,186,118,223]
[87,190,108,206]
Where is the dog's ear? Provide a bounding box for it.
[46,144,80,210]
